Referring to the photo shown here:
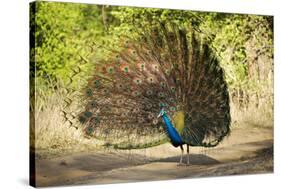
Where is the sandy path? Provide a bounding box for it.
[35,126,273,187]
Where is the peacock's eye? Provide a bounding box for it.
[171,87,176,92]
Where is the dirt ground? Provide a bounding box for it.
[34,125,273,187]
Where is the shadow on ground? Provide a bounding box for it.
[156,154,220,165]
[35,126,274,187]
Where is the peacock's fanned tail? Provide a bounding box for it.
[75,23,231,148]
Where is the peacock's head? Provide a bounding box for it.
[157,108,166,118]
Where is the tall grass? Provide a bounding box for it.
[230,90,273,128]
[31,81,103,159]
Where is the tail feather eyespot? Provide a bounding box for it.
[84,111,93,118]
[106,66,115,74]
[93,80,101,88]
[120,64,130,73]
[133,77,143,85]
[136,63,146,71]
[85,88,93,97]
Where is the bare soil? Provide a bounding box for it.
[34,125,273,187]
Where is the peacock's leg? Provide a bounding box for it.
[177,145,184,166]
[186,144,190,165]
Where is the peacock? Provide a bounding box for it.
[69,23,231,165]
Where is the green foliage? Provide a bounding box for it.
[31,1,273,107]
[32,1,106,86]
[200,14,273,93]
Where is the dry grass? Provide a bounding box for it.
[31,86,104,159]
[230,100,273,129]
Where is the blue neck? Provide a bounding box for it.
[162,114,173,129]
[161,113,183,146]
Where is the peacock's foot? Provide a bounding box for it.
[177,162,191,166]
[177,163,186,166]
